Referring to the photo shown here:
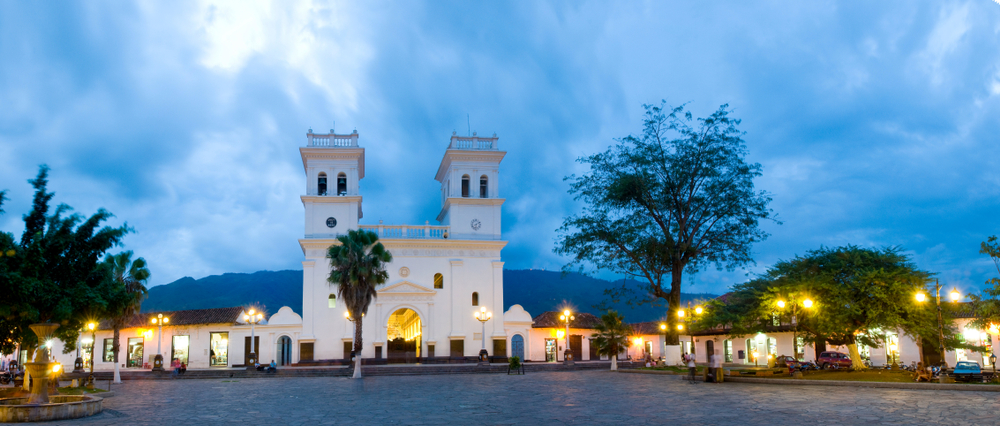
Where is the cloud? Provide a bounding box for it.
[1,0,1000,301]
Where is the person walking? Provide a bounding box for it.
[710,350,723,383]
[687,354,698,384]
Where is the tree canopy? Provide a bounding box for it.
[0,166,131,355]
[556,101,776,344]
[694,245,972,369]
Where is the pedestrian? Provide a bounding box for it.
[710,350,722,383]
[687,354,697,384]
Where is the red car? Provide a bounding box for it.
[817,351,852,369]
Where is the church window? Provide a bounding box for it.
[337,173,347,196]
[472,292,479,306]
[479,175,488,198]
[461,175,470,198]
[318,172,328,196]
[328,294,336,308]
[434,273,443,289]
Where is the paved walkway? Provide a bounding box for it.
[39,371,1000,425]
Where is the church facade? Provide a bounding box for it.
[297,130,525,363]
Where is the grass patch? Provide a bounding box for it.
[757,369,920,383]
[57,386,109,395]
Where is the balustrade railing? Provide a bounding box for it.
[307,130,359,147]
[359,222,449,239]
[449,134,498,150]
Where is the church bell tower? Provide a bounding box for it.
[300,129,365,238]
[434,131,506,240]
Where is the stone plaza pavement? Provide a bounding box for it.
[37,371,1000,425]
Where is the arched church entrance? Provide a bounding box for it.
[387,308,422,363]
[278,336,292,366]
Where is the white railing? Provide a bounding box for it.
[449,133,498,150]
[307,130,359,147]
[359,221,449,239]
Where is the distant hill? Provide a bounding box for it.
[142,269,717,322]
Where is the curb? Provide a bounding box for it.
[620,369,1000,392]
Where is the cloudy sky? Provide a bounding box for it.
[2,1,999,296]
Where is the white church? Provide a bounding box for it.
[296,129,528,363]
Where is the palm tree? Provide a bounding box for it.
[104,251,150,384]
[328,229,392,379]
[591,310,632,371]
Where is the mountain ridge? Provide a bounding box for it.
[141,269,718,322]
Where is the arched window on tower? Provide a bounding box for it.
[472,292,479,306]
[337,173,347,196]
[461,175,470,198]
[479,175,488,198]
[434,273,443,289]
[318,172,328,196]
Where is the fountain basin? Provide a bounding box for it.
[0,395,103,423]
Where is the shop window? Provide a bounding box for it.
[434,273,443,289]
[127,337,144,368]
[461,175,470,197]
[767,338,777,356]
[337,172,347,195]
[795,337,805,359]
[171,335,190,365]
[480,175,488,198]
[328,294,336,308]
[210,332,229,366]
[724,339,733,363]
[81,340,93,368]
[318,172,327,196]
[103,338,114,362]
[472,292,479,306]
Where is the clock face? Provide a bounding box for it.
[326,217,337,228]
[471,219,482,231]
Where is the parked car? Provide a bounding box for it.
[952,361,983,382]
[775,355,801,371]
[816,351,852,369]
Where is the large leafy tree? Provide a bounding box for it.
[102,251,150,383]
[0,166,130,359]
[556,102,777,346]
[695,245,968,370]
[327,229,392,379]
[590,310,631,371]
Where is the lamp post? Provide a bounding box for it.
[776,296,813,361]
[677,302,703,360]
[916,279,959,369]
[475,307,492,365]
[559,310,575,365]
[150,314,169,372]
[243,308,264,371]
[87,322,96,380]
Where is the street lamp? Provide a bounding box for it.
[559,310,575,365]
[243,308,264,370]
[475,307,492,365]
[777,296,813,360]
[149,314,169,372]
[87,322,97,378]
[916,279,959,369]
[677,302,703,359]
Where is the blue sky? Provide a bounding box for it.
[1,1,999,297]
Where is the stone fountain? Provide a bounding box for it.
[0,323,104,422]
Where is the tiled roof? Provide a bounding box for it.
[98,307,245,330]
[630,322,666,335]
[532,311,603,329]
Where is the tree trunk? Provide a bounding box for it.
[352,316,363,379]
[610,356,618,371]
[665,266,683,346]
[814,337,827,360]
[847,343,866,371]
[113,328,122,383]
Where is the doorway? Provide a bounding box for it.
[706,340,715,360]
[512,335,525,360]
[386,308,421,363]
[278,336,292,365]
